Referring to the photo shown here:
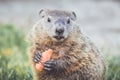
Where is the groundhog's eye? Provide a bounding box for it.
[67,19,70,24]
[47,18,51,23]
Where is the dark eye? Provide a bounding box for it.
[67,19,70,24]
[47,18,51,22]
[41,15,45,18]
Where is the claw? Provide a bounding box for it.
[34,51,42,63]
[44,60,56,71]
[36,52,41,59]
[44,67,52,71]
[34,58,39,63]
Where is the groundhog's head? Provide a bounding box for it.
[27,9,80,44]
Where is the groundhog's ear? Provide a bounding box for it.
[39,9,44,15]
[39,9,46,18]
[71,11,76,21]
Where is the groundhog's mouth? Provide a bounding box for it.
[53,36,64,40]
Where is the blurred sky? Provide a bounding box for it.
[0,0,120,56]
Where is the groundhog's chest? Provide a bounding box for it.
[35,43,74,59]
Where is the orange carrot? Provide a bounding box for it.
[35,49,53,71]
[36,62,44,71]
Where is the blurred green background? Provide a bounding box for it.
[0,0,120,80]
[0,25,32,80]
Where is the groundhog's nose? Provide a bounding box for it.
[55,28,64,35]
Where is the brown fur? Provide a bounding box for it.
[27,10,106,80]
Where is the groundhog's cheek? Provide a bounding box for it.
[47,31,55,38]
[47,27,55,35]
[64,34,68,40]
[63,31,69,38]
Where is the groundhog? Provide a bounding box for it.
[26,9,106,80]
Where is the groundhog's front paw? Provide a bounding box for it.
[34,51,42,63]
[44,59,56,71]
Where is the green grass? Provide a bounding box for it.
[0,24,120,80]
[105,55,120,80]
[0,24,33,80]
